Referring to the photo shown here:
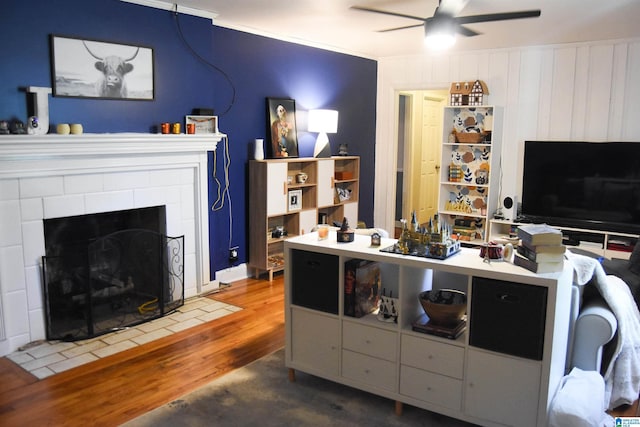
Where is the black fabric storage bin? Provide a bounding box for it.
[291,250,339,314]
[469,277,548,360]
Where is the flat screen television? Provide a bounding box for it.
[521,141,640,235]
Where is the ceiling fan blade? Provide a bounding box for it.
[350,5,426,22]
[437,0,469,17]
[456,25,480,37]
[456,10,541,25]
[379,23,425,33]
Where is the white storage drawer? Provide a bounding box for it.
[400,365,462,410]
[291,308,340,376]
[400,334,464,379]
[342,350,397,392]
[343,321,397,362]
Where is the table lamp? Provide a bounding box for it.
[308,109,338,158]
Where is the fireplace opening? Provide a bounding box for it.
[42,206,184,341]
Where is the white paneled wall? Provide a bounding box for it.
[375,38,640,233]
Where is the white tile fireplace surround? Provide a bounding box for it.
[0,133,222,357]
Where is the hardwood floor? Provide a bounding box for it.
[0,273,636,426]
[0,275,285,427]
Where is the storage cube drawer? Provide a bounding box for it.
[343,322,397,362]
[291,309,340,376]
[400,365,462,410]
[400,334,464,379]
[342,350,397,392]
[469,277,547,360]
[291,250,339,314]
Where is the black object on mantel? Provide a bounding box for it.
[192,108,214,116]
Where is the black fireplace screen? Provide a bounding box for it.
[42,229,184,341]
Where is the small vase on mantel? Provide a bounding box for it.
[254,138,265,160]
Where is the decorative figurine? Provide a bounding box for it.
[383,212,461,260]
[0,121,9,134]
[10,119,26,134]
[337,217,354,243]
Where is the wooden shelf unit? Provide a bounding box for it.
[249,156,359,280]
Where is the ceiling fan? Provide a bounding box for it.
[351,0,541,47]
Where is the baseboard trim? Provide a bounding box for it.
[215,263,250,285]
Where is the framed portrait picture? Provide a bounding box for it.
[266,98,299,158]
[50,34,154,100]
[288,189,302,211]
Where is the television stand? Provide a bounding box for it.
[489,219,638,259]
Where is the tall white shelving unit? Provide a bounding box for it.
[438,106,502,245]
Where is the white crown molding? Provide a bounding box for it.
[212,20,376,60]
[120,0,218,23]
[121,0,373,58]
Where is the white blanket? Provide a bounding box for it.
[549,367,613,427]
[565,251,640,409]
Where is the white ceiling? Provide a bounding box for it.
[151,0,640,58]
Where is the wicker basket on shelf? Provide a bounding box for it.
[455,131,486,143]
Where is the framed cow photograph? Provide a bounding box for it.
[50,35,154,100]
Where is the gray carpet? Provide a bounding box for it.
[123,349,477,426]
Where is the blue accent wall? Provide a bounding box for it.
[2,0,377,277]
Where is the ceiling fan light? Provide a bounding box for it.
[425,32,456,49]
[424,19,456,50]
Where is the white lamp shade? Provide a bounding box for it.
[308,109,338,133]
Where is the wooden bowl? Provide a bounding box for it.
[419,289,467,326]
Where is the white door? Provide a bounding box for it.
[465,348,541,427]
[415,96,444,224]
[317,159,335,207]
[266,162,288,216]
[342,202,358,231]
[406,95,444,225]
[298,209,317,235]
[290,308,340,376]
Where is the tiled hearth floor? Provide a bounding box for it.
[6,296,242,379]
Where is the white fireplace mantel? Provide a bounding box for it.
[0,133,223,356]
[0,133,220,160]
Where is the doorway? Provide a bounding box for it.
[395,89,448,235]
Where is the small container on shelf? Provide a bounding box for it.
[318,224,329,240]
[455,131,486,144]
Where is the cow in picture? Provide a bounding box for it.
[83,41,139,98]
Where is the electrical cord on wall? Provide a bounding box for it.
[172,7,237,116]
[171,6,236,251]
[211,135,234,251]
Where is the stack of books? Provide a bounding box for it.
[412,313,466,340]
[452,218,478,242]
[514,224,565,273]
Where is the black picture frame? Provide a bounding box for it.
[50,34,154,100]
[266,98,299,158]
